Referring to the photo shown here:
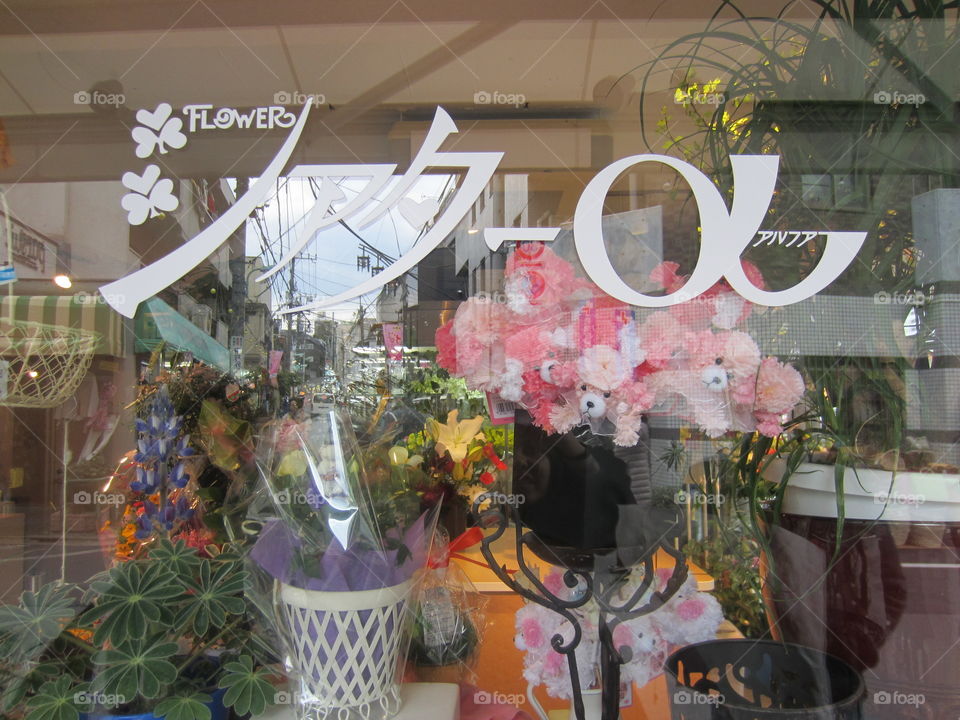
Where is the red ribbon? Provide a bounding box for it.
[428,526,516,574]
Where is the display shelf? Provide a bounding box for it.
[258,683,460,720]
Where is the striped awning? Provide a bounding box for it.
[0,294,125,356]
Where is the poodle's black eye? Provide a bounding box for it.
[603,392,611,398]
[581,384,587,391]
[715,357,723,365]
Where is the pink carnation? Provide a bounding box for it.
[577,345,627,391]
[755,358,805,415]
[649,261,685,292]
[521,617,545,649]
[612,622,635,651]
[722,332,761,380]
[676,596,706,621]
[639,313,679,369]
[542,569,566,596]
[544,650,566,675]
[435,321,457,372]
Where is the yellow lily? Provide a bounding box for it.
[428,410,485,463]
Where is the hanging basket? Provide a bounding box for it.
[277,579,412,720]
[0,316,100,408]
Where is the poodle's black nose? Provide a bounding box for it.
[585,401,595,409]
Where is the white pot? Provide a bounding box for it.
[277,579,412,719]
[769,459,960,522]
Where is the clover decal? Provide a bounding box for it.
[132,102,187,158]
[121,165,179,225]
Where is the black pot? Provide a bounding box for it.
[665,639,864,719]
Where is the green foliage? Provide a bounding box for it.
[91,635,178,703]
[634,0,956,293]
[177,558,248,636]
[0,539,277,719]
[23,677,84,720]
[83,562,181,646]
[153,692,213,720]
[0,583,78,659]
[218,655,276,717]
[685,532,767,639]
[403,367,487,418]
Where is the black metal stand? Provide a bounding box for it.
[472,495,689,720]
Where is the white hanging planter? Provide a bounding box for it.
[769,459,960,522]
[277,579,412,720]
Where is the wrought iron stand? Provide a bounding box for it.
[472,496,689,720]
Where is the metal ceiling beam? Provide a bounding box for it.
[0,0,786,36]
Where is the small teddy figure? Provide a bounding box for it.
[549,345,654,446]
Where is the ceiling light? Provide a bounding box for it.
[53,274,72,289]
[467,226,479,235]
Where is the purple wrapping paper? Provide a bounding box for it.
[250,513,430,591]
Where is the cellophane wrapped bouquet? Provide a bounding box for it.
[437,243,805,445]
[247,407,437,720]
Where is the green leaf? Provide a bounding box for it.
[23,677,82,720]
[91,635,178,705]
[178,558,247,636]
[153,693,213,720]
[1,671,29,713]
[148,539,202,576]
[218,655,276,717]
[0,583,78,660]
[82,561,182,646]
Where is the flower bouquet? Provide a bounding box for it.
[248,408,437,720]
[394,410,509,537]
[437,243,806,445]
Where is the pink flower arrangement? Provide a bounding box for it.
[437,245,807,444]
[514,565,722,698]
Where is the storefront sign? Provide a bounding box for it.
[1,215,58,279]
[100,103,866,318]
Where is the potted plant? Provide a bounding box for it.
[247,407,437,720]
[627,3,960,715]
[0,538,278,720]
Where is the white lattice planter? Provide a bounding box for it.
[278,579,412,720]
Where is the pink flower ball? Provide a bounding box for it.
[676,596,706,621]
[521,617,545,649]
[545,651,566,675]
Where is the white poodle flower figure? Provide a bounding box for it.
[514,565,723,700]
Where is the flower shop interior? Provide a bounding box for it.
[0,1,958,719]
